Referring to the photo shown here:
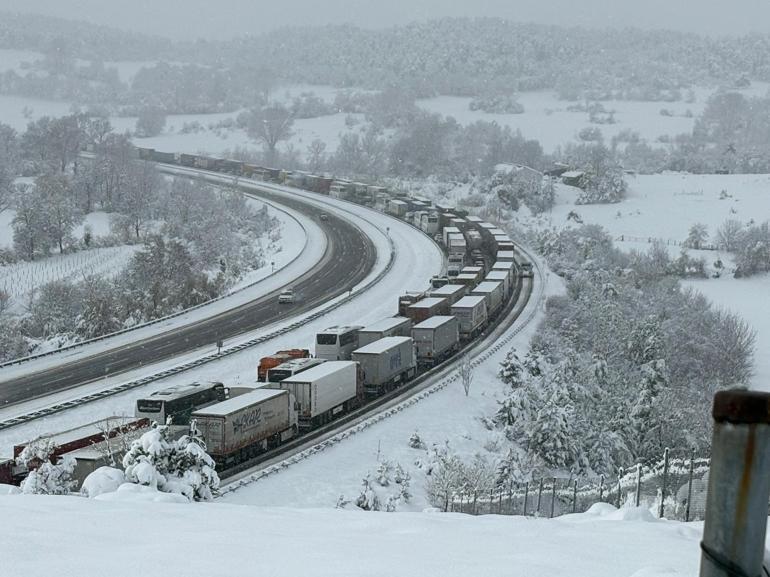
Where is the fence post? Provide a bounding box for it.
[685,451,695,523]
[699,390,770,577]
[508,480,513,515]
[635,463,642,507]
[572,479,578,513]
[599,474,604,502]
[449,492,454,513]
[659,448,670,519]
[617,468,624,508]
[498,490,503,514]
[536,477,544,515]
[550,478,557,518]
[489,489,494,515]
[523,481,529,516]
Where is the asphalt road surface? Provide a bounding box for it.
[0,185,376,407]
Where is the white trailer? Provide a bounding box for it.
[357,317,412,348]
[471,281,504,317]
[276,361,360,429]
[192,389,297,465]
[442,226,461,246]
[386,199,408,217]
[451,295,488,339]
[352,336,417,395]
[485,270,511,297]
[461,266,484,284]
[412,316,459,366]
[496,250,516,263]
[429,283,467,306]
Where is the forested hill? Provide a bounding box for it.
[219,19,770,98]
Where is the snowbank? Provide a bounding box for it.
[0,495,704,577]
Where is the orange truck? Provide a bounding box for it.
[257,349,310,381]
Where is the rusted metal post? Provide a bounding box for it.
[572,479,578,513]
[699,390,770,577]
[635,463,642,507]
[685,451,695,523]
[523,481,529,516]
[536,477,544,515]
[550,477,557,518]
[659,448,670,518]
[598,474,604,502]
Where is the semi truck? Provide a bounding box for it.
[429,283,467,306]
[274,361,361,429]
[192,389,297,467]
[412,316,460,366]
[451,295,488,339]
[470,281,504,318]
[352,336,417,395]
[405,297,449,324]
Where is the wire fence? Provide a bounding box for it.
[449,449,712,522]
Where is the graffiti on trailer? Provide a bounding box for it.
[233,407,262,434]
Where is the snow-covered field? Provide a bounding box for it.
[0,493,708,577]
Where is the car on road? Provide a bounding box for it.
[319,213,329,221]
[278,289,295,304]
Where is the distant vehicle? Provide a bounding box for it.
[319,213,329,221]
[135,382,227,425]
[278,289,295,304]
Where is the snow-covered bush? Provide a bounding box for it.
[16,438,77,495]
[122,421,220,502]
[354,461,412,512]
[81,466,125,498]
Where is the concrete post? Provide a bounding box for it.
[699,390,770,577]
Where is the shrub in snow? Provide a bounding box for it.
[355,475,381,511]
[16,438,77,495]
[122,421,220,501]
[355,461,412,512]
[81,466,125,498]
[408,432,425,450]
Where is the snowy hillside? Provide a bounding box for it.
[0,493,705,577]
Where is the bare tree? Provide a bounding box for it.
[458,354,474,396]
[246,103,294,165]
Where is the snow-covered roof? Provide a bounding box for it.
[462,267,483,273]
[389,199,408,206]
[479,222,496,229]
[413,315,456,330]
[354,336,412,355]
[452,295,486,309]
[192,389,286,417]
[562,170,585,178]
[466,216,483,223]
[359,317,411,334]
[431,283,466,295]
[454,274,477,281]
[486,271,508,280]
[282,361,357,383]
[318,325,364,336]
[497,251,515,259]
[471,281,502,294]
[492,261,514,270]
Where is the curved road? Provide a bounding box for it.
[0,184,376,407]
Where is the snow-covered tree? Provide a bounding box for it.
[16,438,77,495]
[408,431,425,449]
[498,348,525,389]
[684,223,709,249]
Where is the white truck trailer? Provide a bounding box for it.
[485,270,511,297]
[429,283,467,306]
[451,295,488,339]
[412,316,460,366]
[357,317,412,348]
[276,361,360,429]
[192,389,297,467]
[352,336,417,395]
[471,281,504,317]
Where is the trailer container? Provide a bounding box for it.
[257,349,310,381]
[453,273,478,289]
[357,317,412,348]
[465,230,483,250]
[276,361,360,429]
[397,291,428,317]
[442,226,461,246]
[192,389,297,465]
[429,283,467,306]
[386,199,408,217]
[352,337,417,395]
[450,217,468,232]
[451,295,488,339]
[412,316,460,366]
[405,297,449,324]
[460,266,484,284]
[496,250,516,263]
[470,281,504,317]
[485,270,511,297]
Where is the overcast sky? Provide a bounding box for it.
[2,0,768,40]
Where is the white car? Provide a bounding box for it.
[278,289,295,304]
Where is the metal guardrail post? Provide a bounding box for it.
[550,477,557,518]
[536,477,544,515]
[685,451,695,523]
[523,482,529,516]
[635,463,642,507]
[659,448,670,518]
[699,390,770,577]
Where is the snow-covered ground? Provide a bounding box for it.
[0,186,443,457]
[0,494,708,577]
